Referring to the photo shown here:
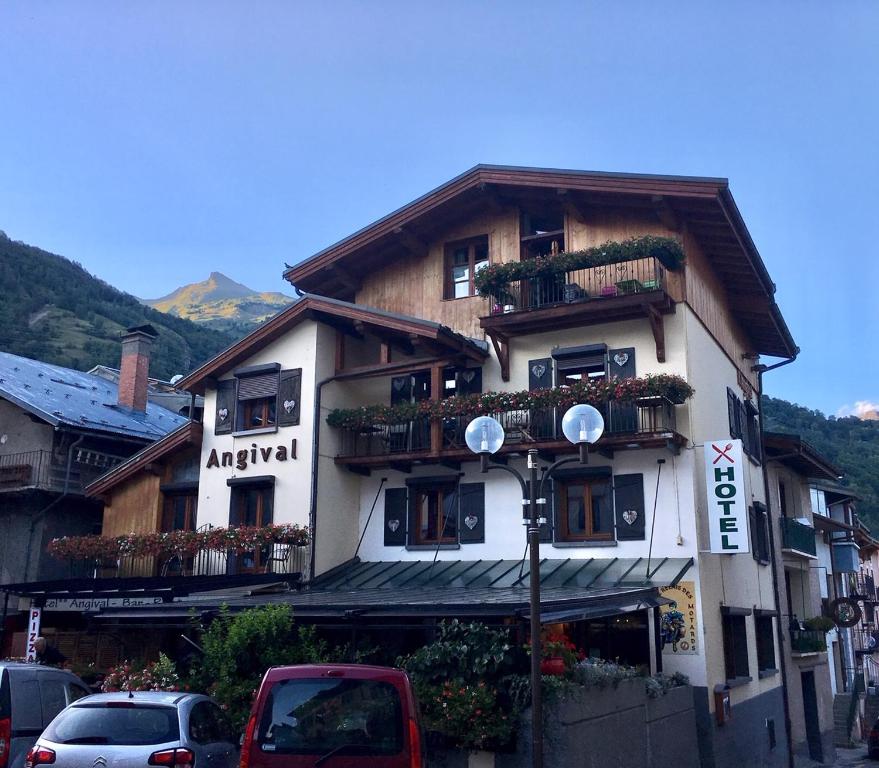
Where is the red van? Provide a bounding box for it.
[240,665,423,768]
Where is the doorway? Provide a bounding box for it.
[801,670,823,762]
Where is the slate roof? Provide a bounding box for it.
[0,350,188,441]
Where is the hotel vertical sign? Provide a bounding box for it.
[704,439,749,553]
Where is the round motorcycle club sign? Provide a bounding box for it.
[659,581,699,655]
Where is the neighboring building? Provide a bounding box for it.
[88,365,204,419]
[62,165,795,768]
[0,325,187,657]
[763,432,841,763]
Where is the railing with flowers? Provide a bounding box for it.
[329,375,692,458]
[474,235,684,313]
[48,524,309,578]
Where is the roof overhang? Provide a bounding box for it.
[91,556,692,624]
[763,432,842,480]
[85,420,203,497]
[283,164,796,358]
[176,296,488,395]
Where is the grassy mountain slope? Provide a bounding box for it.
[763,395,879,527]
[144,272,293,333]
[0,232,236,380]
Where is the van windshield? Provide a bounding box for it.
[257,678,403,756]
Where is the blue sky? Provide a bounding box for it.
[1,1,876,416]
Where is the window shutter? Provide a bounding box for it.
[738,400,750,454]
[237,372,279,401]
[528,358,553,391]
[456,368,482,396]
[607,347,636,379]
[727,389,742,439]
[543,479,557,543]
[383,488,408,547]
[214,380,236,435]
[278,369,302,427]
[608,348,637,432]
[614,474,645,540]
[459,482,485,543]
[391,375,413,405]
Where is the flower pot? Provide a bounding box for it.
[540,657,566,676]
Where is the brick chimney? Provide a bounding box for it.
[118,324,158,412]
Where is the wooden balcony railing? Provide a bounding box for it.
[0,450,68,492]
[336,396,679,460]
[485,256,666,315]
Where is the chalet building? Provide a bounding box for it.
[763,432,842,763]
[0,326,188,657]
[70,166,797,768]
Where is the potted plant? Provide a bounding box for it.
[537,631,583,676]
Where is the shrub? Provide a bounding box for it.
[187,605,333,729]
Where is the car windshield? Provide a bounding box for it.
[257,678,403,756]
[43,704,180,746]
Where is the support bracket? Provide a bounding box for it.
[645,303,666,363]
[487,330,510,382]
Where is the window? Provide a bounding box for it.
[557,476,613,542]
[230,483,274,571]
[237,371,279,431]
[750,502,770,565]
[520,211,565,259]
[778,480,788,518]
[755,613,777,674]
[410,483,458,545]
[214,366,301,436]
[444,237,488,299]
[552,344,609,386]
[163,492,197,532]
[721,609,751,682]
[727,388,761,463]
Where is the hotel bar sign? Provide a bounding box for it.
[704,439,749,554]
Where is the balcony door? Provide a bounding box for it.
[160,491,197,575]
[229,484,274,573]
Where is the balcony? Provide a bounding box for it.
[479,256,676,365]
[790,629,827,655]
[333,394,684,471]
[0,450,74,494]
[48,525,309,580]
[780,517,817,558]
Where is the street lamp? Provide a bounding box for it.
[465,404,604,768]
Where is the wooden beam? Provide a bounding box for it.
[333,357,459,381]
[327,264,361,292]
[651,195,681,232]
[430,364,443,454]
[335,330,345,374]
[645,303,666,363]
[486,330,510,382]
[393,226,428,256]
[379,342,391,365]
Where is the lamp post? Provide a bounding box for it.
[464,404,604,768]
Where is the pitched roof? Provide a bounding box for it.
[85,420,203,497]
[176,295,488,394]
[0,350,187,441]
[283,164,796,358]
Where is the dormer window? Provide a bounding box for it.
[444,236,489,299]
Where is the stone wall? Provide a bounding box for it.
[427,681,698,768]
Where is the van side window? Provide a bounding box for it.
[68,684,90,703]
[14,680,42,731]
[40,679,68,724]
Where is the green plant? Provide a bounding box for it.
[326,374,694,431]
[473,235,684,298]
[399,621,524,751]
[804,615,835,632]
[187,605,333,729]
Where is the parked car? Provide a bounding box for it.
[241,664,423,768]
[0,662,91,768]
[25,691,238,768]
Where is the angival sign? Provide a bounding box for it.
[704,439,749,554]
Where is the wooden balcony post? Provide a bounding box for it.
[430,363,443,454]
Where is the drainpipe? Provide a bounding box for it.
[308,374,340,582]
[22,433,86,583]
[754,352,798,768]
